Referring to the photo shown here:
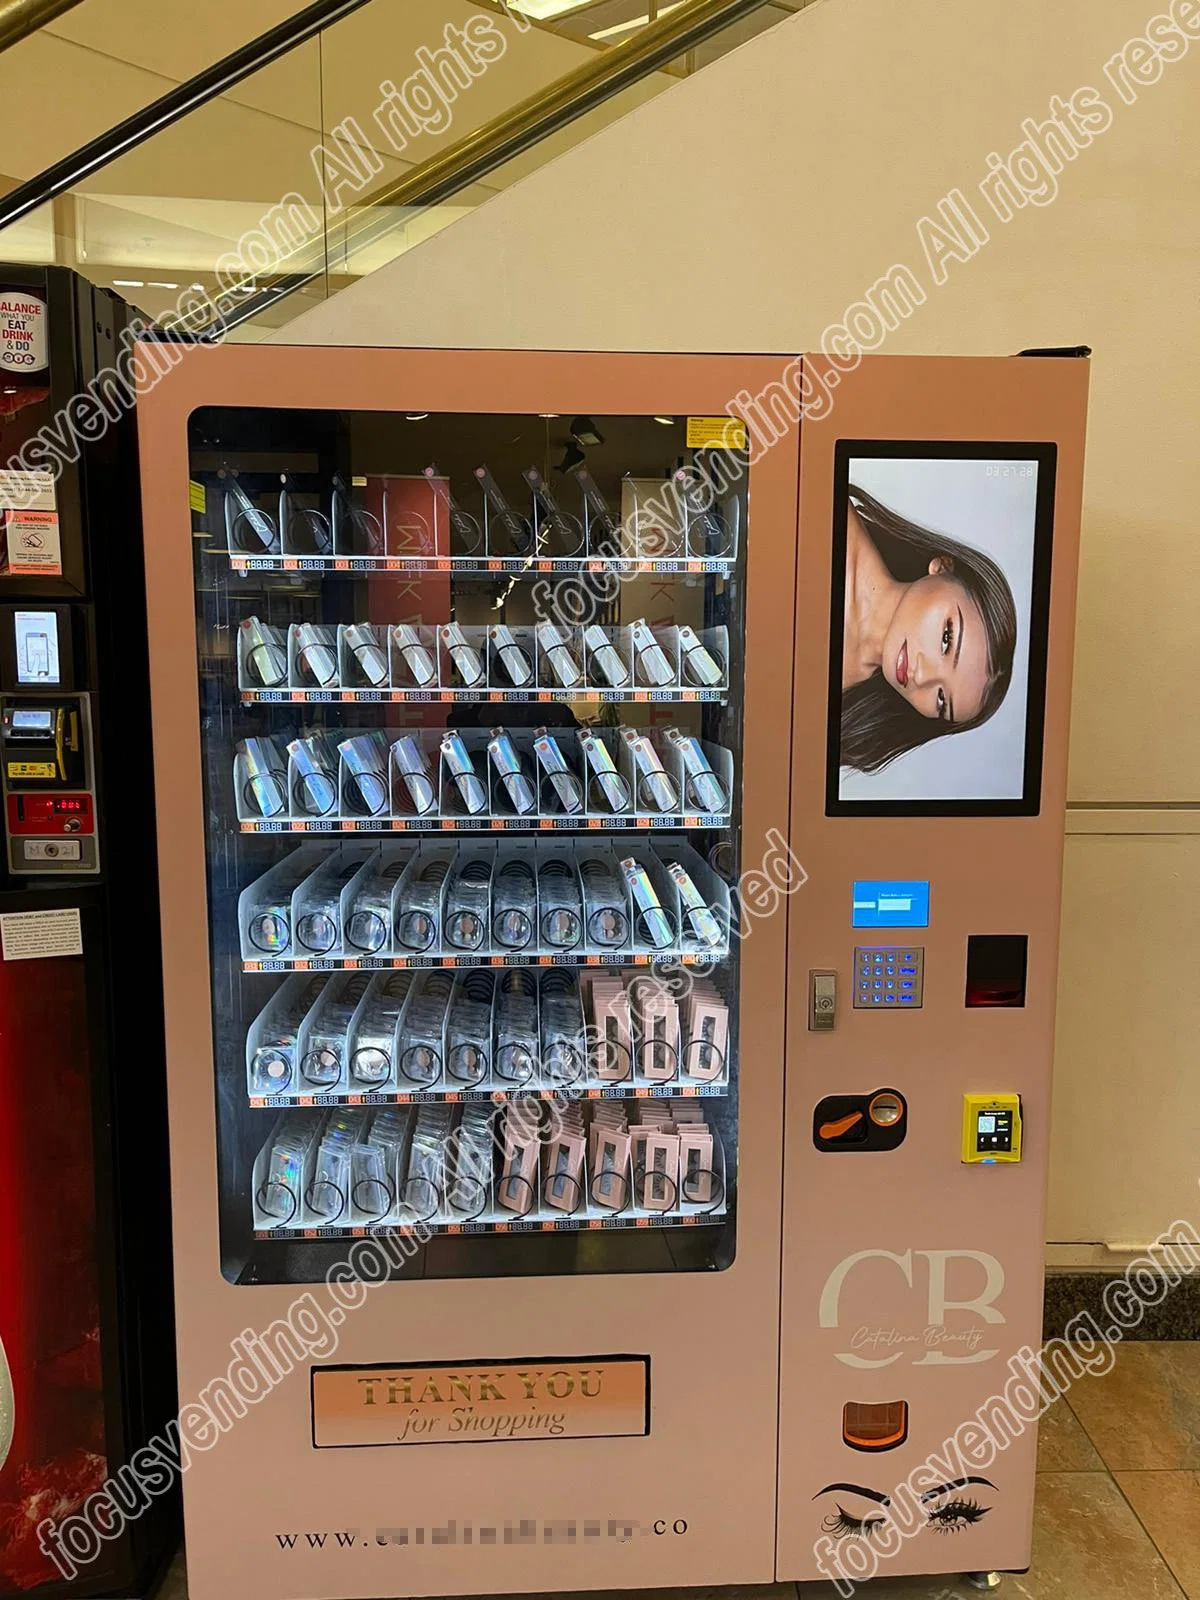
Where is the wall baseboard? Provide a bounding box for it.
[1044,1269,1200,1340]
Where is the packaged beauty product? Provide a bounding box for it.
[225,479,280,555]
[475,465,532,555]
[637,1132,680,1213]
[588,976,632,1082]
[590,1124,632,1211]
[621,728,680,813]
[440,622,485,688]
[440,732,488,815]
[240,617,287,687]
[332,474,385,557]
[492,858,536,951]
[540,970,586,1089]
[247,976,326,1097]
[533,728,583,814]
[630,618,675,686]
[629,975,680,1083]
[240,844,327,958]
[523,466,583,556]
[579,855,629,947]
[391,735,437,816]
[538,857,583,950]
[542,1128,586,1213]
[582,624,632,689]
[444,856,492,952]
[390,623,438,688]
[667,859,724,948]
[681,980,729,1083]
[487,728,537,815]
[678,1124,715,1205]
[495,971,539,1084]
[579,731,630,814]
[337,731,391,817]
[445,973,493,1088]
[394,855,450,952]
[497,1105,540,1214]
[298,974,372,1091]
[257,1121,310,1224]
[238,736,288,818]
[663,727,728,813]
[287,731,339,818]
[677,624,724,687]
[346,972,413,1087]
[489,623,534,688]
[292,845,373,957]
[536,621,584,689]
[621,856,674,950]
[343,622,389,687]
[292,622,339,688]
[395,974,453,1089]
[424,464,482,554]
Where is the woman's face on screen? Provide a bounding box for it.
[880,562,990,725]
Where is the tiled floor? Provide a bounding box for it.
[159,1342,1200,1600]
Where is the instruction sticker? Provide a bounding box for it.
[686,416,747,451]
[3,509,62,575]
[0,470,56,513]
[0,907,83,962]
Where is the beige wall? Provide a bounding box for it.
[277,0,1200,1246]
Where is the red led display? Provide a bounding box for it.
[5,793,94,835]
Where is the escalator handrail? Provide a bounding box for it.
[0,0,376,230]
[0,0,86,56]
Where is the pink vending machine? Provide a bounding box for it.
[136,345,1087,1597]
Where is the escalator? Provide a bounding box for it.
[0,0,799,337]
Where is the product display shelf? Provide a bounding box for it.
[248,1081,730,1110]
[239,687,724,705]
[238,813,726,835]
[227,554,734,577]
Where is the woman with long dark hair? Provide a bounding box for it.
[841,484,1018,774]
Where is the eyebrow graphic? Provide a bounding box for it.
[920,1476,997,1502]
[814,1483,890,1505]
[954,604,964,670]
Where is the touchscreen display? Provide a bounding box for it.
[827,441,1056,816]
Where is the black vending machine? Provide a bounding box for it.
[0,265,177,1594]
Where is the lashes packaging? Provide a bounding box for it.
[629,1105,681,1213]
[585,974,633,1082]
[588,1103,632,1211]
[542,1109,586,1212]
[680,979,729,1083]
[677,1119,715,1205]
[629,976,680,1083]
[497,1104,540,1215]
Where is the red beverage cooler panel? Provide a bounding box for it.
[0,949,107,1592]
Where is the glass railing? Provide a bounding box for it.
[0,0,798,337]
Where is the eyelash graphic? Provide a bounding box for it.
[941,617,953,654]
[926,1497,991,1535]
[822,1505,886,1541]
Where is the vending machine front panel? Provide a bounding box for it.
[138,347,797,1598]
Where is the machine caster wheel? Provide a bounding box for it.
[965,1575,1002,1592]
